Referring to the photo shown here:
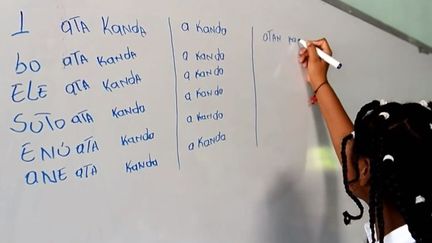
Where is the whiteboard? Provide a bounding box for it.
[2,1,432,243]
[0,1,311,243]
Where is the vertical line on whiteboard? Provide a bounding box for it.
[251,27,259,147]
[168,17,181,170]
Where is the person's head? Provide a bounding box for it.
[341,100,432,243]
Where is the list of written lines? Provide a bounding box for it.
[6,11,299,187]
[9,13,156,187]
[169,19,228,170]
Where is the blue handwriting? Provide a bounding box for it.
[183,65,224,81]
[121,128,155,146]
[15,52,41,74]
[125,154,158,173]
[11,80,47,103]
[65,79,91,96]
[184,85,223,101]
[61,16,91,35]
[187,110,223,123]
[20,136,100,163]
[111,101,145,119]
[62,50,89,68]
[101,16,147,37]
[188,131,226,151]
[181,21,227,36]
[102,70,141,92]
[25,167,67,185]
[10,110,94,134]
[11,11,29,36]
[75,163,97,179]
[96,46,137,67]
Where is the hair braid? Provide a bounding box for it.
[375,165,385,243]
[368,158,378,243]
[341,133,364,225]
[376,196,385,243]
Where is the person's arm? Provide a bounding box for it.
[298,39,353,162]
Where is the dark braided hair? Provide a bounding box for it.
[340,100,432,243]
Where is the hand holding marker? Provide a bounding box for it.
[298,39,342,69]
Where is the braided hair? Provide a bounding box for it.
[341,100,432,243]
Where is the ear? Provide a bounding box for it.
[358,158,371,187]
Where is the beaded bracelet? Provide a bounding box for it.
[310,81,328,105]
